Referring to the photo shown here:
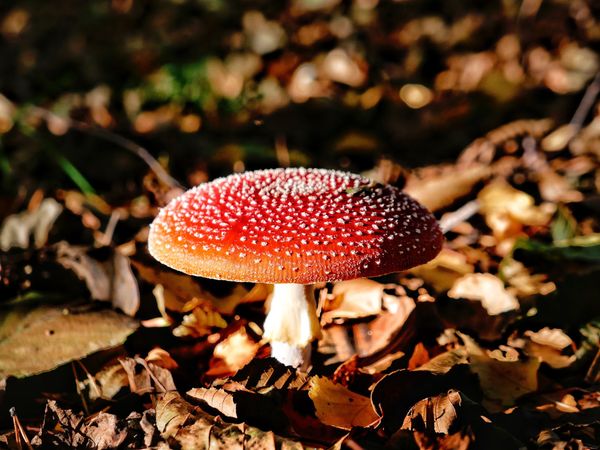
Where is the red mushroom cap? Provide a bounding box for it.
[148,168,442,284]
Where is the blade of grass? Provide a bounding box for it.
[50,150,97,196]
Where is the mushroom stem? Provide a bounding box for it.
[263,283,322,369]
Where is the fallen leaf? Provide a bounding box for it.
[499,257,556,298]
[32,401,155,449]
[541,123,578,152]
[510,328,576,369]
[322,278,388,322]
[172,305,228,338]
[411,249,475,292]
[206,326,261,377]
[55,242,139,314]
[537,169,584,203]
[132,258,268,314]
[55,242,111,300]
[146,347,179,370]
[459,333,540,411]
[0,305,138,378]
[448,273,519,315]
[110,251,140,316]
[308,376,379,430]
[187,381,291,434]
[187,382,245,418]
[478,179,554,241]
[156,391,200,438]
[401,389,462,434]
[371,365,480,433]
[405,164,491,212]
[352,293,416,357]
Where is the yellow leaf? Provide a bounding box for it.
[308,376,379,430]
[478,179,554,240]
[405,164,491,212]
[411,249,474,292]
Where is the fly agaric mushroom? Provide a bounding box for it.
[148,168,442,368]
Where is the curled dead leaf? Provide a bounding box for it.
[478,179,554,241]
[322,278,390,322]
[401,389,462,434]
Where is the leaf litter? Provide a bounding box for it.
[2,25,600,450]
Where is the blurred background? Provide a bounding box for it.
[0,0,599,212]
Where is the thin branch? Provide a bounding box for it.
[10,407,33,450]
[439,200,480,234]
[29,106,185,190]
[569,71,600,130]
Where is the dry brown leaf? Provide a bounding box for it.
[131,259,207,312]
[146,347,179,370]
[401,390,462,434]
[54,242,140,315]
[537,169,584,203]
[478,179,554,241]
[417,348,469,374]
[156,391,302,449]
[206,326,261,377]
[405,164,491,212]
[0,306,138,378]
[86,361,129,401]
[133,259,269,315]
[352,294,416,357]
[459,333,540,411]
[56,242,111,300]
[322,278,389,322]
[308,376,379,430]
[156,391,200,438]
[188,383,243,418]
[141,284,174,328]
[172,306,227,338]
[448,273,519,315]
[501,258,556,298]
[411,248,474,292]
[110,251,140,316]
[510,328,576,369]
[31,401,149,449]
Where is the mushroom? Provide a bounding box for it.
[148,168,442,368]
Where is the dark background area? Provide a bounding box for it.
[1,0,598,211]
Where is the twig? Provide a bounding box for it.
[71,362,90,416]
[569,71,600,130]
[97,209,121,246]
[439,200,480,234]
[135,357,169,393]
[29,106,184,190]
[76,360,103,401]
[10,407,33,450]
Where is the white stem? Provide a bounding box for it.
[263,283,322,369]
